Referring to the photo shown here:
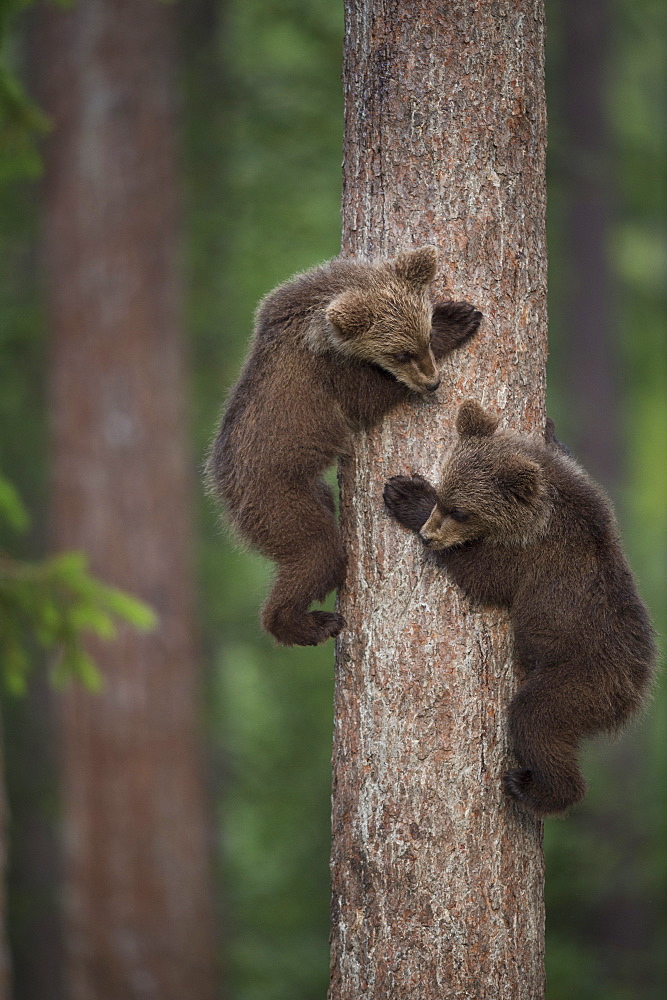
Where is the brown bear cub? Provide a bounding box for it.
[384,401,656,816]
[206,247,481,646]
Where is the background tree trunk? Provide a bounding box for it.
[36,1,218,998]
[330,2,548,997]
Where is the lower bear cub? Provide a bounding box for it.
[207,247,481,646]
[384,400,656,816]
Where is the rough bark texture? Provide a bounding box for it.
[37,2,217,998]
[330,2,548,998]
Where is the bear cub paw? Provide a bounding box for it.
[431,301,483,354]
[503,768,535,803]
[269,609,346,647]
[503,767,587,817]
[384,474,438,533]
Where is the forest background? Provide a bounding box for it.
[0,1,665,999]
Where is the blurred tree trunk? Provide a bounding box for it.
[330,2,547,997]
[36,2,217,998]
[562,0,619,485]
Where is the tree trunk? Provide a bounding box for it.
[36,2,217,998]
[330,3,547,998]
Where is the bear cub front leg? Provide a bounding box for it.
[383,474,438,533]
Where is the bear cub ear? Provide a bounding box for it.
[326,291,374,341]
[456,400,500,439]
[393,245,438,286]
[499,454,543,504]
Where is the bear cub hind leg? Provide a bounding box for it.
[261,481,347,646]
[263,600,345,647]
[262,553,346,647]
[503,673,588,816]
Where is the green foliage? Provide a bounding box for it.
[0,474,28,532]
[183,1,343,995]
[0,0,51,183]
[0,1,80,182]
[0,63,49,183]
[0,0,663,997]
[0,473,156,695]
[0,0,160,694]
[217,637,333,1000]
[183,0,667,997]
[545,1,666,998]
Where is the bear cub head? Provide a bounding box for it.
[324,246,444,394]
[420,400,551,550]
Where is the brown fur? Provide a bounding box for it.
[206,248,482,646]
[384,400,656,816]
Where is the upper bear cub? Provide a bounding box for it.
[207,247,481,646]
[384,401,656,816]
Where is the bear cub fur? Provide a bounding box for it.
[384,400,656,816]
[207,247,482,646]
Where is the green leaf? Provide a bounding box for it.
[51,644,103,692]
[1,624,29,695]
[34,598,61,646]
[0,67,51,183]
[96,585,158,631]
[46,550,89,580]
[0,474,29,531]
[68,602,117,641]
[72,649,104,692]
[0,535,156,693]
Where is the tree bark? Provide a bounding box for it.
[330,3,547,998]
[36,2,217,998]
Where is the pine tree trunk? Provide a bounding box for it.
[36,2,217,998]
[330,2,548,997]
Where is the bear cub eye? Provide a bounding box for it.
[394,351,414,363]
[448,508,470,523]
